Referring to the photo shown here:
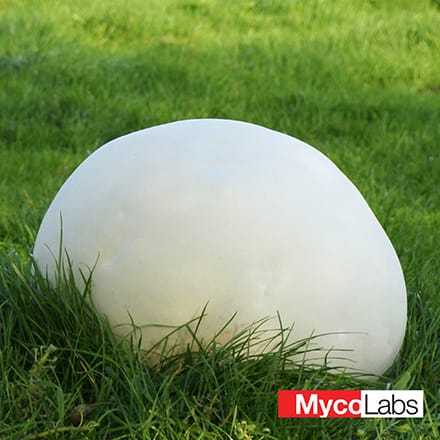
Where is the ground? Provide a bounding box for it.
[0,0,439,438]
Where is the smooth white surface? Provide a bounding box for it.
[33,119,407,375]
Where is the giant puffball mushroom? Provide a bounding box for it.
[33,119,407,375]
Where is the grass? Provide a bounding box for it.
[0,0,439,438]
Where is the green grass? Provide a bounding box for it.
[1,0,439,438]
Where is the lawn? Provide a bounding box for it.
[1,0,439,438]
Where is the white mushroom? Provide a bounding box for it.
[33,119,407,375]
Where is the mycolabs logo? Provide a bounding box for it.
[278,390,424,418]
